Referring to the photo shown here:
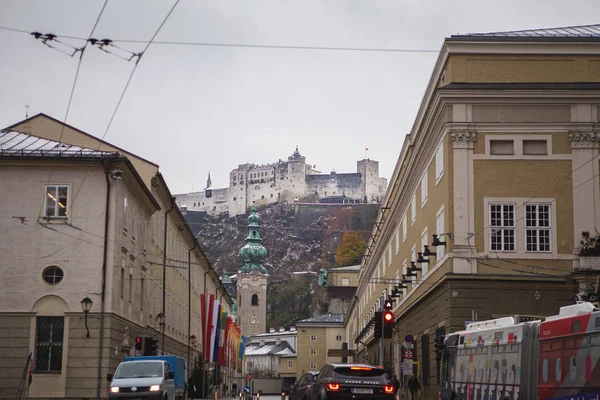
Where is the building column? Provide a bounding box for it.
[569,130,600,258]
[450,129,477,274]
[569,130,600,304]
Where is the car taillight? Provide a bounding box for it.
[384,385,394,393]
[327,383,340,391]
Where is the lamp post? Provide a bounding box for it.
[156,313,166,354]
[80,297,93,338]
[189,335,198,376]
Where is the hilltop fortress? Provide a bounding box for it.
[174,147,388,216]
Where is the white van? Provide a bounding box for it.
[108,359,176,400]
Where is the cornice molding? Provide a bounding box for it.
[569,130,600,148]
[450,130,477,149]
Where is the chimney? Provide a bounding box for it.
[269,328,275,333]
[276,338,281,345]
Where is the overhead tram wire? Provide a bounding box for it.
[69,0,180,209]
[36,0,108,216]
[0,25,441,54]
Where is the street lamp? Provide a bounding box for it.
[80,297,93,338]
[156,313,166,353]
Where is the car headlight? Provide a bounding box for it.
[149,385,161,392]
[110,387,120,393]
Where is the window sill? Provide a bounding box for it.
[40,216,68,224]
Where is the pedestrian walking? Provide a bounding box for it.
[407,375,420,400]
[391,374,401,398]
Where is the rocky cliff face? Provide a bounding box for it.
[185,201,379,328]
[191,202,379,276]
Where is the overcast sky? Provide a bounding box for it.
[1,1,598,193]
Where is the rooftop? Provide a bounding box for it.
[331,264,361,272]
[451,23,600,41]
[0,131,115,158]
[297,313,344,324]
[245,341,294,356]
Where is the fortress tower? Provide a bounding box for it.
[236,207,269,337]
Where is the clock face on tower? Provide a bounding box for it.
[251,312,258,325]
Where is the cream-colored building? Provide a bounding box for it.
[0,114,232,399]
[295,314,345,376]
[346,24,600,399]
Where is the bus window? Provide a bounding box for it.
[555,357,562,382]
[591,335,600,347]
[542,359,548,382]
[569,356,576,382]
[571,320,581,333]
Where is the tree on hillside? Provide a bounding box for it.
[267,278,311,329]
[335,231,367,267]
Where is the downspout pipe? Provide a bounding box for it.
[96,159,112,400]
[203,270,210,354]
[187,242,196,377]
[162,197,175,354]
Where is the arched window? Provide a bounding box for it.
[251,294,259,306]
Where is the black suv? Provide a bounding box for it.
[306,363,395,400]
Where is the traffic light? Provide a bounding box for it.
[151,337,159,356]
[383,298,393,310]
[374,311,382,337]
[434,334,445,362]
[383,311,393,339]
[134,337,142,351]
[142,336,153,356]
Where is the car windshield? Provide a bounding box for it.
[114,362,163,378]
[334,366,388,379]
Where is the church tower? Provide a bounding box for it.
[236,207,268,337]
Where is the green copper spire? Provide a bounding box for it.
[238,206,268,274]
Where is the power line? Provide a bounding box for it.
[100,0,180,141]
[464,143,600,243]
[0,24,441,53]
[37,1,108,217]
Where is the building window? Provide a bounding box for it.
[395,228,400,254]
[436,207,445,259]
[310,335,317,341]
[123,197,129,231]
[525,204,551,252]
[523,140,548,155]
[288,360,293,368]
[310,349,317,355]
[490,140,514,155]
[342,278,349,286]
[421,172,428,207]
[411,246,417,285]
[435,144,444,183]
[421,228,429,275]
[251,294,259,306]
[129,274,133,303]
[402,215,407,242]
[120,268,125,298]
[411,194,416,225]
[310,363,317,369]
[42,266,63,284]
[35,316,64,372]
[336,335,342,341]
[141,277,145,310]
[44,185,69,218]
[490,204,516,251]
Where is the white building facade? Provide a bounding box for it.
[175,147,388,216]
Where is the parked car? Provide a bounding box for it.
[107,356,186,400]
[306,363,395,400]
[289,372,316,400]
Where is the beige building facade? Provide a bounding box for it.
[295,314,345,376]
[346,25,600,399]
[0,115,232,400]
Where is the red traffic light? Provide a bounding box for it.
[383,311,393,322]
[136,337,141,343]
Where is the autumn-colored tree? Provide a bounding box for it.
[335,231,367,267]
